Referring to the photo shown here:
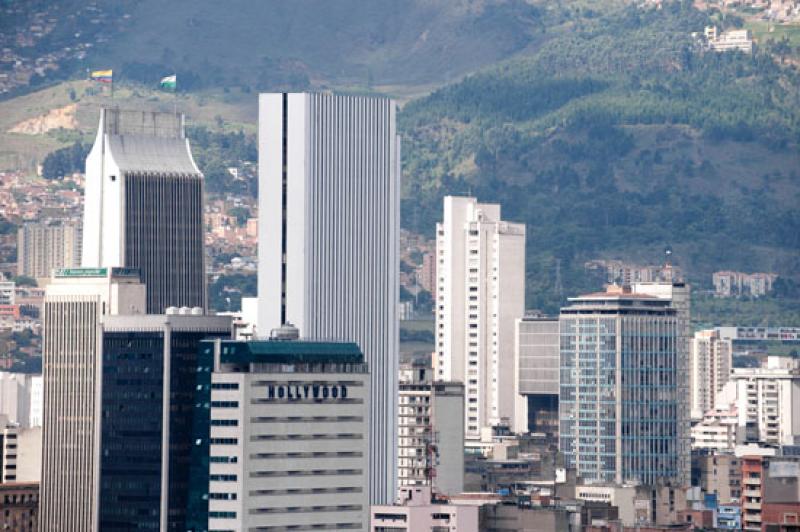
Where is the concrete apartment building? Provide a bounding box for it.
[258,92,400,503]
[39,267,147,532]
[690,329,733,420]
[740,455,800,531]
[559,285,683,486]
[188,333,371,531]
[81,108,207,313]
[16,222,81,281]
[691,403,743,452]
[712,270,777,297]
[513,313,559,436]
[692,452,742,504]
[729,357,800,446]
[434,196,525,440]
[397,363,464,497]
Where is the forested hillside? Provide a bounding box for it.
[399,1,800,313]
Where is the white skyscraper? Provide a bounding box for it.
[257,92,400,504]
[434,196,525,440]
[81,108,207,313]
[40,267,147,532]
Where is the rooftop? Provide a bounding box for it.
[209,338,364,365]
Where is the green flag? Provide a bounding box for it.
[159,74,176,91]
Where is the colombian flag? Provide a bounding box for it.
[90,69,113,83]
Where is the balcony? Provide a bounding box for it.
[744,477,761,486]
[743,501,761,511]
[743,490,761,498]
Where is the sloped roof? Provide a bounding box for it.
[108,135,201,176]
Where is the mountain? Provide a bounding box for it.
[398,1,800,312]
[100,0,548,89]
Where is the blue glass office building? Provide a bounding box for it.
[98,313,231,531]
[559,287,680,486]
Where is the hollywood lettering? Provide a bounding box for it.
[266,384,348,401]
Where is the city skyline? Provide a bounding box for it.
[2,0,800,526]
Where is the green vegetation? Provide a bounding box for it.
[186,126,256,195]
[41,141,90,179]
[209,273,256,313]
[693,293,800,329]
[87,0,549,91]
[399,1,800,316]
[746,21,800,50]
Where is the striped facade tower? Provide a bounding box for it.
[81,108,206,313]
[39,268,146,531]
[257,93,400,504]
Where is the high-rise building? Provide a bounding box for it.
[513,313,559,436]
[690,329,733,419]
[397,363,464,497]
[81,108,207,313]
[559,285,681,486]
[16,222,81,281]
[434,196,525,440]
[257,92,400,503]
[187,331,370,531]
[40,267,146,531]
[631,280,691,485]
[98,312,232,531]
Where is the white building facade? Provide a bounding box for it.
[257,92,400,503]
[730,357,800,446]
[434,196,525,440]
[690,329,733,420]
[197,337,370,531]
[0,372,40,428]
[39,267,146,532]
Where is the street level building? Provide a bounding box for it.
[370,486,479,532]
[559,285,681,486]
[81,108,207,313]
[0,482,38,532]
[435,196,525,440]
[257,92,400,503]
[188,331,371,531]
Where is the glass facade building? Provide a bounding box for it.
[98,314,231,531]
[559,287,680,486]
